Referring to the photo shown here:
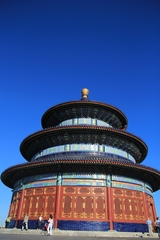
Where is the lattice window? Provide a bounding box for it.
[35,188,43,194]
[76,196,83,214]
[30,197,37,216]
[23,197,30,216]
[96,197,105,214]
[85,197,93,214]
[64,196,71,214]
[124,199,130,215]
[79,188,90,194]
[114,189,123,195]
[131,200,137,215]
[94,188,104,194]
[45,187,55,194]
[114,198,122,214]
[64,187,75,193]
[38,197,44,213]
[47,196,54,213]
[126,191,133,197]
[26,190,32,196]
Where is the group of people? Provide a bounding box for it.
[7,213,160,237]
[37,214,53,235]
[21,213,53,236]
[146,217,160,238]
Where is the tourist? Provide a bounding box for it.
[155,217,160,238]
[155,217,159,232]
[37,214,43,229]
[47,214,53,236]
[146,217,153,236]
[5,216,11,228]
[22,213,29,231]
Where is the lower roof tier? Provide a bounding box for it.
[1,157,160,191]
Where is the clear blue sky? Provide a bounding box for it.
[0,0,160,226]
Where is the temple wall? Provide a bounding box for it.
[8,173,156,231]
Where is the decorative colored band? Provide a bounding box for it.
[59,117,112,128]
[13,173,153,196]
[32,143,135,163]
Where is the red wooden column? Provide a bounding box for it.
[8,199,12,217]
[107,175,113,230]
[15,188,25,228]
[43,193,48,219]
[54,174,62,229]
[142,183,148,219]
[152,199,157,221]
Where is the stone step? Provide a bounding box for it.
[0,228,159,238]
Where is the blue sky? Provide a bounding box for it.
[0,0,160,226]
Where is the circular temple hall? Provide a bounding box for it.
[1,88,160,232]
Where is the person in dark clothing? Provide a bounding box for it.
[5,216,11,228]
[37,215,43,229]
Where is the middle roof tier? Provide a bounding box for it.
[20,125,148,163]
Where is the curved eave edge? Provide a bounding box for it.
[20,126,148,162]
[41,100,128,128]
[1,160,160,191]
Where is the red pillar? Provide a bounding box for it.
[107,186,113,230]
[142,191,148,219]
[43,196,48,219]
[8,203,12,217]
[152,198,157,221]
[54,175,62,229]
[107,174,113,230]
[15,188,25,228]
[8,191,14,217]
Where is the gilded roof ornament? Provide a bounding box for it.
[81,88,89,98]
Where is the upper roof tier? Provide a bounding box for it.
[41,88,128,130]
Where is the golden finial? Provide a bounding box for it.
[81,88,89,98]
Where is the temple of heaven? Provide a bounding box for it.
[1,88,160,232]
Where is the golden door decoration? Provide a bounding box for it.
[114,198,123,220]
[74,196,94,219]
[45,196,55,217]
[61,186,107,220]
[123,198,138,220]
[37,196,44,215]
[95,196,106,219]
[9,192,21,218]
[63,195,72,218]
[22,197,30,217]
[113,188,124,220]
[10,191,21,218]
[113,188,143,221]
[137,199,145,221]
[30,197,38,217]
[10,199,19,218]
[146,194,155,220]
